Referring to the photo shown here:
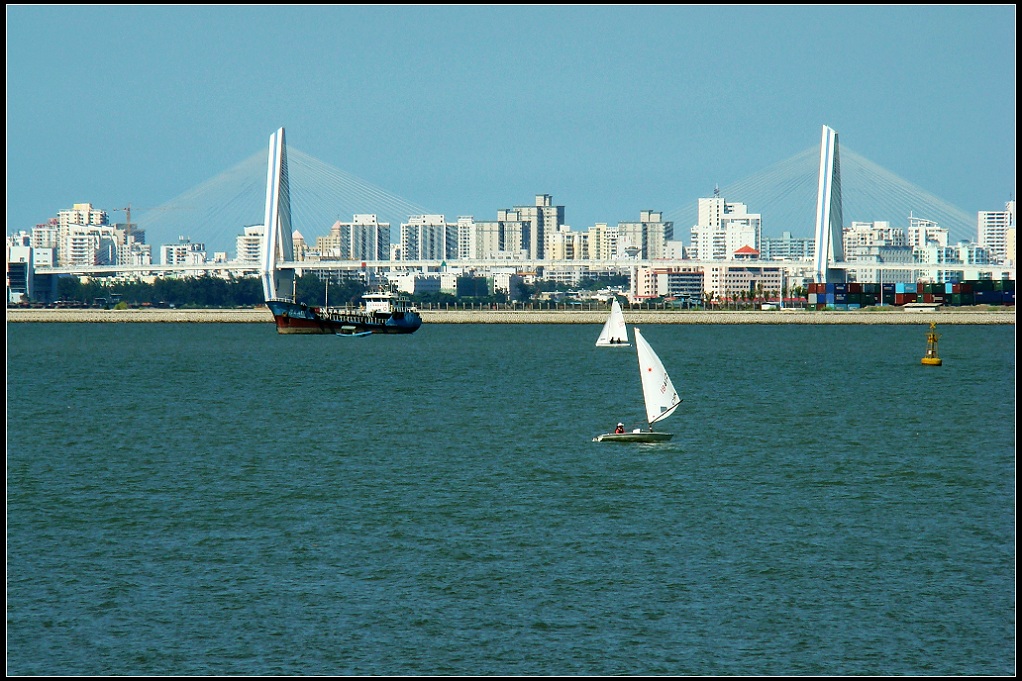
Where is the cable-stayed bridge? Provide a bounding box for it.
[130,133,981,256]
[40,126,1011,281]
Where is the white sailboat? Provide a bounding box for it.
[595,298,630,347]
[594,327,682,443]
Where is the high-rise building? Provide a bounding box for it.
[495,209,530,259]
[690,195,762,261]
[514,194,564,260]
[401,214,450,261]
[586,223,622,261]
[907,216,948,249]
[51,203,110,266]
[318,215,391,261]
[545,225,587,261]
[616,211,674,260]
[978,200,1015,263]
[457,217,504,260]
[236,225,265,263]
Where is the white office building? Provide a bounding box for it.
[236,225,265,263]
[690,196,762,261]
[318,214,391,261]
[401,214,451,261]
[978,200,1015,263]
[703,264,783,301]
[906,215,949,249]
[161,237,207,266]
[55,203,109,266]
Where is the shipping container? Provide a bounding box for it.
[973,279,995,292]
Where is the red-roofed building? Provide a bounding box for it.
[734,244,759,259]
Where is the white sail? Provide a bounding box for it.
[634,328,681,427]
[595,299,629,346]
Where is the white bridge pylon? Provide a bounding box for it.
[813,124,846,284]
[260,127,295,301]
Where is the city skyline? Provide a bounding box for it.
[6,6,1015,243]
[13,137,1006,261]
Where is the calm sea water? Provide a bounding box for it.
[6,321,1016,675]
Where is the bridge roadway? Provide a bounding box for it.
[6,306,1015,325]
[35,258,1016,278]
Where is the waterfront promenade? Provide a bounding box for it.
[6,306,1015,325]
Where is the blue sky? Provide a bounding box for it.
[6,5,1016,248]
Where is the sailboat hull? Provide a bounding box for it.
[594,431,673,443]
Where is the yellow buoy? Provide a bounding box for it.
[921,321,942,366]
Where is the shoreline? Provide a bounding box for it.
[6,307,1015,325]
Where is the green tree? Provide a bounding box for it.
[411,291,458,306]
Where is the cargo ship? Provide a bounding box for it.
[265,290,422,335]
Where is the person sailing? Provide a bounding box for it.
[614,422,625,434]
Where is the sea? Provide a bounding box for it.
[6,321,1016,676]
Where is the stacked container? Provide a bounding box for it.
[804,279,1013,309]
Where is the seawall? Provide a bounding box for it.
[6,307,1015,325]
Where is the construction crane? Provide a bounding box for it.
[108,203,190,246]
[109,204,136,246]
